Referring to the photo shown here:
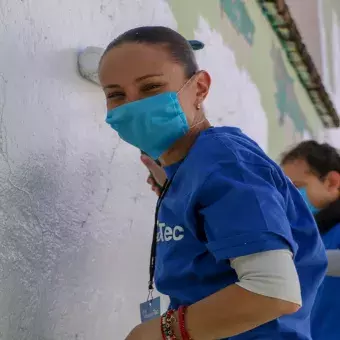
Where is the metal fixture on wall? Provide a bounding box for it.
[78,46,104,85]
[258,0,340,128]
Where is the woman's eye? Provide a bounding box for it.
[107,92,125,99]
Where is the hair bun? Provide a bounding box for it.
[188,40,205,51]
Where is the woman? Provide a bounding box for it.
[99,26,326,339]
[281,141,340,340]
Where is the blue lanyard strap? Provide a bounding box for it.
[148,177,173,292]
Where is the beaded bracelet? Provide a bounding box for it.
[161,315,166,340]
[161,309,177,340]
[178,306,193,340]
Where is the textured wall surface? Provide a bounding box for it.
[0,0,325,339]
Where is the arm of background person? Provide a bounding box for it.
[326,250,340,277]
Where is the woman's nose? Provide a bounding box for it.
[125,88,142,104]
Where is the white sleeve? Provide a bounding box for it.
[230,249,302,305]
[326,250,340,277]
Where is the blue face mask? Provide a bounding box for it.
[298,187,320,215]
[106,90,190,160]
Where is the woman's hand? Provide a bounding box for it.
[141,154,167,196]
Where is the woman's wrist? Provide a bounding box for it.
[160,310,181,339]
[172,311,182,339]
[160,309,189,340]
[178,306,192,340]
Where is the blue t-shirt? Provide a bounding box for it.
[155,127,327,339]
[311,223,340,340]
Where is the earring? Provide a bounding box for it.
[196,103,201,110]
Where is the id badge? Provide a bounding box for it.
[140,296,161,323]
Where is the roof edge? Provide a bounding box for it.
[257,0,340,128]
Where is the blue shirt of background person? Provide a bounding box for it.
[99,25,327,339]
[282,140,340,340]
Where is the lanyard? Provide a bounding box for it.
[148,177,174,301]
[147,156,186,300]
[146,129,212,300]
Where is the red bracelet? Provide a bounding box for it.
[178,306,193,340]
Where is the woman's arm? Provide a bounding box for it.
[126,250,300,340]
[184,284,298,340]
[127,285,298,340]
[184,249,301,339]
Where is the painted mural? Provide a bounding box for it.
[270,43,311,138]
[168,0,323,158]
[220,0,255,45]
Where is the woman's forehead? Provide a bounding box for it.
[99,43,184,86]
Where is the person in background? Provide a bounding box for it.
[99,25,327,339]
[281,140,340,340]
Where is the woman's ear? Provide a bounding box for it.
[195,70,211,106]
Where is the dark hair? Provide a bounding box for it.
[281,140,340,178]
[102,26,199,78]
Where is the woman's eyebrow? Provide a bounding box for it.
[135,73,164,82]
[103,73,164,89]
[103,84,120,90]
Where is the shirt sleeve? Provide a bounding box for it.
[231,249,302,305]
[198,160,298,262]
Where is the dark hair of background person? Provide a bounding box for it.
[281,140,340,179]
[281,140,340,234]
[101,26,199,79]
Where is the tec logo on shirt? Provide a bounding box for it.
[156,221,184,242]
